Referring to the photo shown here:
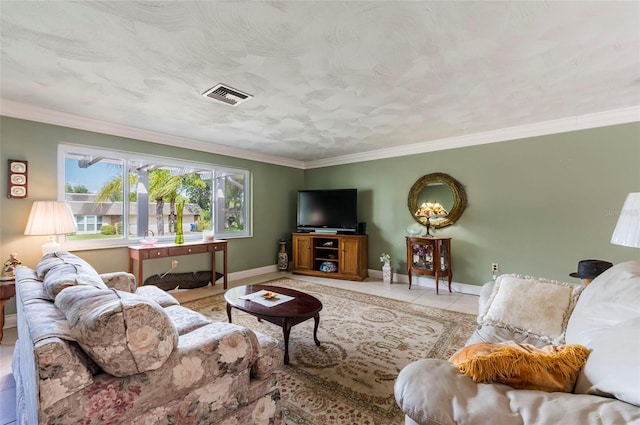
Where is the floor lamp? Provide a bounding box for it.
[610,193,640,248]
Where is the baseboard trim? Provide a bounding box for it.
[228,264,279,281]
[3,314,16,330]
[2,265,282,330]
[2,265,480,330]
[367,269,483,296]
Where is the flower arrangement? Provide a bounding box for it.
[380,253,391,263]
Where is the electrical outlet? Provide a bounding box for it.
[491,263,499,272]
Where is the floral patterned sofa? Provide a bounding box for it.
[12,252,285,425]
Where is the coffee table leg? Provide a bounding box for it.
[283,319,292,365]
[226,303,233,323]
[313,313,321,346]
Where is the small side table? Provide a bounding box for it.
[0,278,16,343]
[405,236,452,294]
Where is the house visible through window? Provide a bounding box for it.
[75,215,103,233]
[58,144,251,249]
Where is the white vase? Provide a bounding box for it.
[382,261,392,283]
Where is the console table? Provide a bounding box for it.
[405,236,452,293]
[129,240,228,289]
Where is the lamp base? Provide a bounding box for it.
[425,217,432,236]
[41,236,61,256]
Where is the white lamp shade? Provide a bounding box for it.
[24,201,77,236]
[610,192,640,248]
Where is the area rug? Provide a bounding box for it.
[182,278,477,425]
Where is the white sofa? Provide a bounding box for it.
[394,260,640,425]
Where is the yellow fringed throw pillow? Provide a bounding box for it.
[449,341,591,393]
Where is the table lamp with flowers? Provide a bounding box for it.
[414,201,449,236]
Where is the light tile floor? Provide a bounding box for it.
[0,272,479,424]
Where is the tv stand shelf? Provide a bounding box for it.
[292,233,368,281]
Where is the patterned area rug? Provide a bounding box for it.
[182,278,477,425]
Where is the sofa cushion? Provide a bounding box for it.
[566,261,640,406]
[572,318,640,406]
[566,260,640,341]
[100,271,138,293]
[478,274,583,344]
[163,305,212,335]
[134,285,180,307]
[37,252,107,299]
[55,285,179,377]
[450,341,590,393]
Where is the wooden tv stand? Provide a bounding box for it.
[292,233,368,281]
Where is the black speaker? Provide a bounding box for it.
[357,222,366,235]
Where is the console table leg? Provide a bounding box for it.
[223,248,228,289]
[0,299,7,342]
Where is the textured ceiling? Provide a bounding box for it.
[1,1,639,164]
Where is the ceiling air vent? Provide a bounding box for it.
[202,83,252,107]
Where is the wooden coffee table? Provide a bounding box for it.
[225,284,322,365]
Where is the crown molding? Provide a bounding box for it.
[1,99,638,170]
[304,106,640,169]
[0,99,307,169]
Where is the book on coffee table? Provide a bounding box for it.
[239,289,295,307]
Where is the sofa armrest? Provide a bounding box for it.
[250,331,284,379]
[100,272,137,292]
[395,359,640,425]
[144,322,259,388]
[34,322,279,424]
[162,304,282,379]
[478,281,494,314]
[395,359,516,425]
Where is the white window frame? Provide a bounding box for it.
[58,144,252,251]
[75,215,103,234]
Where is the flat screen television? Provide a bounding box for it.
[297,189,358,233]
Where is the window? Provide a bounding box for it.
[75,215,103,233]
[59,144,251,249]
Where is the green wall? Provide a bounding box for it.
[305,122,640,284]
[1,117,639,318]
[0,116,304,314]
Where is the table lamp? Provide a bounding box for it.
[24,201,77,255]
[610,192,640,248]
[414,201,448,236]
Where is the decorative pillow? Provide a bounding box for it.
[37,251,107,299]
[478,274,583,344]
[450,341,591,393]
[55,285,178,377]
[572,317,640,406]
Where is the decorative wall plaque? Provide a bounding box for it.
[7,159,28,199]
